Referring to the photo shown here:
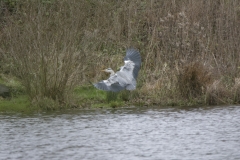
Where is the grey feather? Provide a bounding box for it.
[94,48,141,92]
[124,48,141,68]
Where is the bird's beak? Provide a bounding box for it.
[101,70,106,72]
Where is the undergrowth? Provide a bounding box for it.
[1,0,240,109]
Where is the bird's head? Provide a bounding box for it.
[102,68,113,73]
[102,68,115,76]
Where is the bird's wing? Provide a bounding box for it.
[94,74,125,92]
[124,48,141,68]
[117,61,137,90]
[122,48,141,79]
[93,80,111,91]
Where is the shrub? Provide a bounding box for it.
[32,96,60,110]
[0,1,89,106]
[177,62,214,98]
[205,80,231,105]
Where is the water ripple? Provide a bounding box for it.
[1,106,240,160]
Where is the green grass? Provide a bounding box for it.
[74,85,126,108]
[0,95,37,113]
[0,85,128,113]
[74,85,106,101]
[0,75,34,113]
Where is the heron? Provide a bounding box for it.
[94,48,141,92]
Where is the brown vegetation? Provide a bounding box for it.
[1,0,240,107]
[205,80,230,105]
[178,62,214,99]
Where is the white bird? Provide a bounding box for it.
[94,48,141,92]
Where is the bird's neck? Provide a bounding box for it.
[109,70,115,76]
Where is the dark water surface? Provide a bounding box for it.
[1,106,240,160]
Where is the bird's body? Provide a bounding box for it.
[94,48,141,92]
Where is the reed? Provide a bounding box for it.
[1,0,240,107]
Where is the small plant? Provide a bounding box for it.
[106,92,118,103]
[233,78,240,104]
[205,80,231,105]
[178,62,214,99]
[119,90,140,102]
[109,101,124,108]
[32,96,60,110]
[119,90,130,101]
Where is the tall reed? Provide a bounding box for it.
[1,0,240,106]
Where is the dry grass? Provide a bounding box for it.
[177,62,214,98]
[233,78,240,104]
[0,1,90,106]
[1,0,240,107]
[205,80,231,105]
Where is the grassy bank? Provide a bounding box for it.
[0,95,32,113]
[0,84,130,112]
[1,0,240,111]
[0,79,240,112]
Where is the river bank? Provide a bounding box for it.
[0,76,239,113]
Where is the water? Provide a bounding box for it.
[1,106,240,160]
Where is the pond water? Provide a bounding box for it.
[1,105,240,160]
